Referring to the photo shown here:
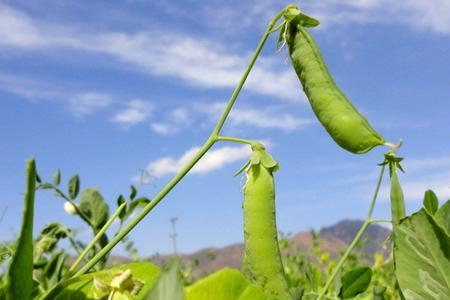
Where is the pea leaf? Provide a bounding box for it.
[78,188,109,230]
[130,185,138,200]
[394,209,450,299]
[339,266,372,298]
[68,174,80,199]
[146,260,184,300]
[435,199,450,236]
[53,169,61,186]
[423,189,439,215]
[5,159,36,300]
[185,268,266,300]
[117,195,127,220]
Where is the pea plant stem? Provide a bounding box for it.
[67,202,127,275]
[317,163,386,300]
[216,136,256,146]
[69,8,287,279]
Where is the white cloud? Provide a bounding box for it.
[68,93,113,117]
[111,99,152,125]
[305,0,450,34]
[0,4,46,47]
[171,108,190,125]
[200,0,450,35]
[0,73,62,100]
[150,107,191,135]
[198,102,312,131]
[0,4,304,101]
[150,122,176,135]
[144,145,251,178]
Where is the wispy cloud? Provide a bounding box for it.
[0,4,303,102]
[198,102,313,131]
[68,93,113,117]
[150,108,191,135]
[200,0,450,35]
[0,73,62,100]
[142,145,251,178]
[111,99,153,125]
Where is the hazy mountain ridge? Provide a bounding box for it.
[109,219,391,279]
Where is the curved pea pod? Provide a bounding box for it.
[239,143,293,300]
[284,10,386,154]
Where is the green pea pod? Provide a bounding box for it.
[381,151,406,227]
[284,8,386,154]
[241,144,292,300]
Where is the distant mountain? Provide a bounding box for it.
[119,219,392,279]
[319,219,391,253]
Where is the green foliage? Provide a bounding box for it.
[339,267,372,298]
[68,174,80,200]
[394,209,450,299]
[435,199,450,235]
[423,190,439,215]
[5,158,36,300]
[55,262,160,300]
[146,260,183,300]
[78,189,110,230]
[185,268,266,300]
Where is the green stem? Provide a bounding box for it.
[269,20,286,33]
[69,8,287,280]
[67,202,126,274]
[216,136,256,146]
[317,164,386,300]
[210,9,286,137]
[370,219,391,224]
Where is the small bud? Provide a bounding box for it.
[64,201,77,215]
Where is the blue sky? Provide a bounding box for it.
[0,0,449,256]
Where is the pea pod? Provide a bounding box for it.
[239,143,292,300]
[380,151,406,227]
[284,7,386,154]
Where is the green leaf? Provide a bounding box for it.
[185,268,266,300]
[435,199,450,236]
[5,159,36,300]
[117,195,127,220]
[39,252,68,291]
[55,262,160,300]
[146,260,184,300]
[35,223,69,257]
[276,22,286,51]
[394,209,450,299]
[122,197,150,221]
[296,12,320,28]
[339,266,372,298]
[39,183,54,190]
[130,185,138,200]
[68,174,80,199]
[78,188,109,230]
[423,190,439,215]
[284,8,301,21]
[53,169,61,186]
